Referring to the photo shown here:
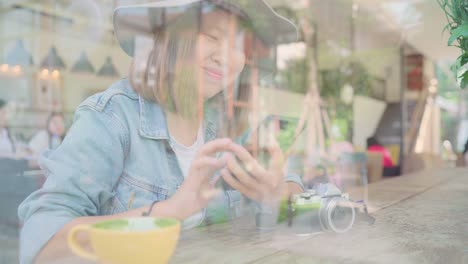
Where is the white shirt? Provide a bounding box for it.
[0,128,14,156]
[169,126,205,229]
[169,126,204,178]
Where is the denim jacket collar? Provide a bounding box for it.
[138,95,170,140]
[138,95,219,142]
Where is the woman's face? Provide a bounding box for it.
[48,115,65,136]
[196,11,246,99]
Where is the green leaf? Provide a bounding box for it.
[461,71,468,89]
[461,53,468,66]
[448,23,468,45]
[450,60,461,79]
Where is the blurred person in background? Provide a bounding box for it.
[29,112,66,156]
[0,98,15,157]
[464,139,468,166]
[0,98,29,174]
[366,136,394,168]
[367,136,400,176]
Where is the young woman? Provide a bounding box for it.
[366,136,394,168]
[463,139,468,166]
[29,112,67,156]
[0,99,32,174]
[19,1,303,263]
[0,99,16,157]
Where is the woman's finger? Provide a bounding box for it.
[220,168,257,199]
[191,157,227,183]
[193,156,226,170]
[228,143,267,180]
[228,143,256,166]
[228,142,282,192]
[225,153,260,187]
[267,133,285,173]
[198,138,232,157]
[263,134,286,190]
[200,187,221,200]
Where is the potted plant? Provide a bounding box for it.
[438,0,468,88]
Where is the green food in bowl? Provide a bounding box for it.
[93,218,178,232]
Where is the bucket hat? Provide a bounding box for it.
[113,0,298,57]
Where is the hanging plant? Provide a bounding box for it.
[438,0,468,88]
[277,58,309,94]
[319,60,372,101]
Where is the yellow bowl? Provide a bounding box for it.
[68,217,181,264]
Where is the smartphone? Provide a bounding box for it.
[219,115,306,190]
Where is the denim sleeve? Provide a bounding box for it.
[17,106,127,264]
[284,154,305,190]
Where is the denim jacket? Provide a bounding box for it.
[18,79,303,264]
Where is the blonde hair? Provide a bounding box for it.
[130,27,199,119]
[129,11,254,137]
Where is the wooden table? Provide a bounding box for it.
[171,168,468,264]
[6,168,467,264]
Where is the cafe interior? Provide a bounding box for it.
[1,0,467,263]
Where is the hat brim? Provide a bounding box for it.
[113,0,298,57]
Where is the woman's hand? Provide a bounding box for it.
[168,138,231,220]
[221,138,286,206]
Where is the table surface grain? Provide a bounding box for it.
[171,168,468,264]
[5,168,467,264]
